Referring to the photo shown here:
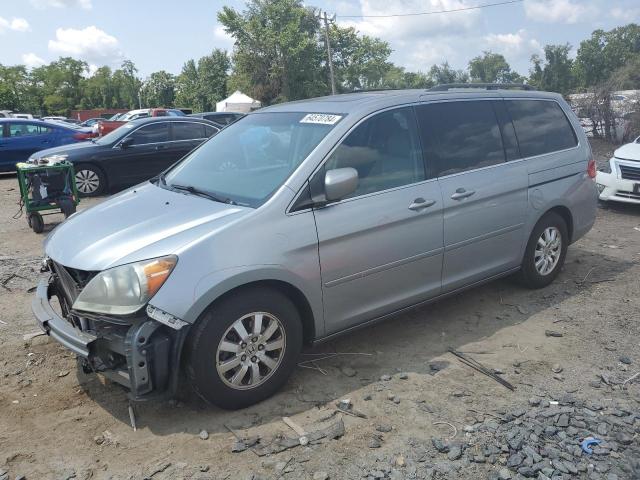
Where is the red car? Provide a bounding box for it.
[97,108,185,136]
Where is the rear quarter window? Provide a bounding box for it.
[506,100,577,158]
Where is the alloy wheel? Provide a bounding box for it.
[75,169,100,194]
[216,312,286,390]
[534,226,562,276]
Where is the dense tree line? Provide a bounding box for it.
[1,0,639,117]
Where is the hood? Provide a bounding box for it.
[31,141,99,160]
[45,182,250,271]
[614,142,640,162]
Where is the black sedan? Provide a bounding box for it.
[188,112,245,126]
[28,117,220,196]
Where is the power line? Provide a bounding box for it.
[336,0,523,19]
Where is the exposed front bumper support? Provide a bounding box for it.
[32,279,96,357]
[32,278,188,401]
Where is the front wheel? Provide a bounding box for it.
[185,288,302,409]
[516,212,568,289]
[28,212,44,233]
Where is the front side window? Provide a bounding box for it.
[8,123,52,137]
[417,100,505,177]
[324,107,425,197]
[165,112,341,207]
[127,123,169,145]
[506,100,577,157]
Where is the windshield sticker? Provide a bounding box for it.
[300,113,342,125]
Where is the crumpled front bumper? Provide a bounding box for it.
[32,278,188,400]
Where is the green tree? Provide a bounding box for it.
[81,66,114,109]
[197,49,231,110]
[329,25,395,91]
[175,59,199,109]
[468,51,523,83]
[428,62,469,85]
[29,57,87,115]
[219,0,325,104]
[0,65,30,111]
[575,24,640,88]
[111,60,142,109]
[378,66,433,89]
[175,49,230,111]
[141,70,175,107]
[528,44,575,95]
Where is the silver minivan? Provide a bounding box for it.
[33,85,598,409]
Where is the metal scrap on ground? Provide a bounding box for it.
[448,347,515,391]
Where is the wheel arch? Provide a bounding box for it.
[541,205,574,243]
[187,275,318,345]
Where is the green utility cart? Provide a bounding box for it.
[16,160,79,233]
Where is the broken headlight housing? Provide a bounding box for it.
[72,255,177,315]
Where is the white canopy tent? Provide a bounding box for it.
[216,91,261,113]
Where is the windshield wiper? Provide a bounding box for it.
[156,171,167,186]
[170,183,236,205]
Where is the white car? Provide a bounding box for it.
[596,137,640,204]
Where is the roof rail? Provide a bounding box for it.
[428,83,535,92]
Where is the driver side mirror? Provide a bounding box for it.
[119,137,134,149]
[324,167,358,202]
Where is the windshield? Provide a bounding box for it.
[164,112,342,207]
[94,122,136,145]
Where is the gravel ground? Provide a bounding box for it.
[0,139,638,480]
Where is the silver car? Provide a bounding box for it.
[33,85,598,409]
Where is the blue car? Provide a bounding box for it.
[0,118,91,172]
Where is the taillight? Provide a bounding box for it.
[587,158,596,179]
[73,133,91,141]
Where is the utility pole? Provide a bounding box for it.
[317,9,336,95]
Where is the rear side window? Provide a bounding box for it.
[324,107,425,197]
[8,123,52,137]
[506,100,577,158]
[417,101,505,177]
[173,122,207,141]
[204,125,218,137]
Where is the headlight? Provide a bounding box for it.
[72,255,177,315]
[598,158,613,174]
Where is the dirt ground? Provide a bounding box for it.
[0,138,638,480]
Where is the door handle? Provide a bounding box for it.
[408,197,436,211]
[451,188,476,200]
[155,145,167,150]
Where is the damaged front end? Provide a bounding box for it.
[32,258,189,400]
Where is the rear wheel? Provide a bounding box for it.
[185,288,302,409]
[74,164,105,197]
[516,212,568,289]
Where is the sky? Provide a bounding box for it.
[1,0,639,78]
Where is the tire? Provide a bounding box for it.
[58,197,76,218]
[29,212,44,234]
[185,287,303,409]
[516,212,568,289]
[74,164,105,197]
